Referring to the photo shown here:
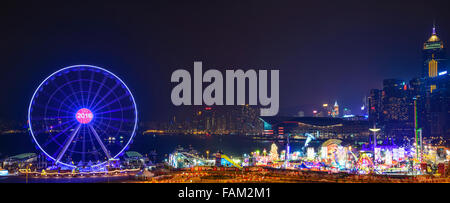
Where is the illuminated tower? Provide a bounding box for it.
[331,101,339,117]
[423,24,446,78]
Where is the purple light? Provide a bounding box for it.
[76,108,94,124]
[28,65,138,169]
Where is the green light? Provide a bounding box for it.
[425,43,441,50]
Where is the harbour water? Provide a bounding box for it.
[0,132,313,162]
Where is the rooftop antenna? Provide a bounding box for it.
[432,19,436,35]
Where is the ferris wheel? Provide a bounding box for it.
[28,65,138,168]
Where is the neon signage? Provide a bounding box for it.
[76,108,94,124]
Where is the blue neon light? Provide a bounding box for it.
[0,170,8,176]
[28,65,138,168]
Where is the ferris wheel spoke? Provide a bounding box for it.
[90,82,120,110]
[67,126,82,163]
[31,115,74,121]
[50,81,81,109]
[94,116,134,123]
[89,124,112,159]
[33,103,74,115]
[88,76,108,108]
[77,71,86,108]
[87,129,100,161]
[33,119,74,135]
[55,124,82,164]
[46,94,76,112]
[93,119,121,132]
[46,84,83,108]
[92,92,129,113]
[95,105,136,115]
[42,121,78,147]
[63,74,83,108]
[85,71,96,110]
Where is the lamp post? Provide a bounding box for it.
[369,127,380,150]
[369,127,380,166]
[26,163,32,184]
[285,133,290,169]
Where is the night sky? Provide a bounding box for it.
[1,0,449,122]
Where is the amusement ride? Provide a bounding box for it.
[28,65,138,170]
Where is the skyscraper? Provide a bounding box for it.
[423,24,446,79]
[321,103,331,117]
[381,79,415,137]
[368,24,449,140]
[331,101,339,117]
[418,24,449,138]
[368,89,382,125]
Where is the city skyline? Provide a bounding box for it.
[1,1,450,122]
[1,1,450,186]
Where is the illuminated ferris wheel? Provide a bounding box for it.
[28,65,138,168]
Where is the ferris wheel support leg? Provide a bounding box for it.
[89,125,112,159]
[55,124,82,165]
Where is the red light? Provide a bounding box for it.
[76,108,93,124]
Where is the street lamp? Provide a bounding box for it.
[369,127,380,164]
[369,128,380,147]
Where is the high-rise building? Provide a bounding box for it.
[361,96,369,117]
[331,101,339,117]
[423,24,446,78]
[342,108,352,116]
[420,73,450,138]
[368,89,382,125]
[381,79,415,137]
[368,25,449,141]
[321,103,332,117]
[417,24,449,139]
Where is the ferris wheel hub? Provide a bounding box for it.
[76,108,94,124]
